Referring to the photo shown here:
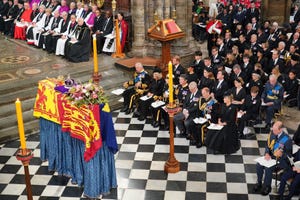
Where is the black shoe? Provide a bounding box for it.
[138,116,145,121]
[190,140,196,145]
[163,125,169,131]
[252,183,262,193]
[196,143,202,148]
[133,111,140,117]
[120,106,128,112]
[125,109,132,115]
[152,121,159,128]
[261,186,271,196]
[186,134,192,140]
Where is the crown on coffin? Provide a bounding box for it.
[148,19,185,41]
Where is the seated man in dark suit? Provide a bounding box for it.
[213,70,229,104]
[237,86,261,137]
[253,121,292,196]
[173,81,201,138]
[94,9,113,54]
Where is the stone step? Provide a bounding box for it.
[0,119,40,144]
[0,67,127,96]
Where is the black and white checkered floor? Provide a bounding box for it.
[0,110,299,200]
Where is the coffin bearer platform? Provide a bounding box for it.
[115,56,160,70]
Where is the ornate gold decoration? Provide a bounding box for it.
[96,0,104,8]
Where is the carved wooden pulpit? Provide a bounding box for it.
[148,19,185,74]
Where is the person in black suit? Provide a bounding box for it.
[283,70,299,107]
[290,4,300,31]
[237,86,261,136]
[216,36,227,58]
[229,64,247,89]
[224,30,234,51]
[233,5,245,25]
[192,50,205,78]
[287,32,300,51]
[241,54,254,83]
[94,9,113,54]
[267,27,280,51]
[173,81,201,137]
[0,0,10,33]
[251,17,259,32]
[172,55,186,86]
[250,33,260,58]
[266,49,285,74]
[245,2,260,24]
[92,9,104,35]
[245,23,255,43]
[213,70,229,103]
[210,46,223,68]
[256,27,267,44]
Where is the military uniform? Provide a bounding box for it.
[261,81,284,124]
[255,131,292,195]
[121,70,151,114]
[190,97,219,147]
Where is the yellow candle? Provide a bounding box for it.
[168,61,173,104]
[15,98,26,149]
[92,34,98,73]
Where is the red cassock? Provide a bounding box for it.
[119,19,128,52]
[14,9,32,40]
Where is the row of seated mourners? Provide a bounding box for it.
[119,56,300,197]
[119,50,300,149]
[0,0,128,62]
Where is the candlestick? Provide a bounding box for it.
[15,98,26,149]
[168,61,173,105]
[92,34,98,74]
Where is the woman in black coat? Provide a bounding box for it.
[206,93,240,154]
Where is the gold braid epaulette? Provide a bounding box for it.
[267,132,275,152]
[199,98,208,111]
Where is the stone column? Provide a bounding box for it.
[156,0,164,20]
[170,0,196,64]
[164,0,171,19]
[130,0,146,57]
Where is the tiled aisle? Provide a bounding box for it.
[0,110,297,200]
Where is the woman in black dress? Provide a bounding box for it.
[231,77,246,110]
[205,93,240,154]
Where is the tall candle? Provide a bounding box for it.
[15,98,26,149]
[92,34,98,73]
[168,61,173,105]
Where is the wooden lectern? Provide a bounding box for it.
[148,20,184,174]
[147,19,185,74]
